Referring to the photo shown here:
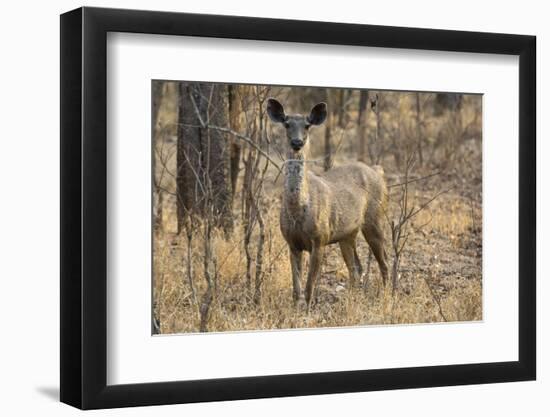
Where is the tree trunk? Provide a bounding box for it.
[206,84,233,232]
[228,85,243,203]
[154,191,163,232]
[152,81,164,131]
[152,81,165,234]
[176,83,202,233]
[415,92,424,166]
[357,90,369,162]
[324,89,334,171]
[337,89,346,128]
[324,113,333,171]
[176,82,233,234]
[369,94,383,165]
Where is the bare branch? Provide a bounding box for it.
[388,171,442,189]
[206,124,281,172]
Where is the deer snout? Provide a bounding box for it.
[290,139,304,151]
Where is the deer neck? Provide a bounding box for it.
[283,153,309,216]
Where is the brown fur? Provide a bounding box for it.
[267,99,389,308]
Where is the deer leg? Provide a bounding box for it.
[304,244,325,310]
[353,246,364,281]
[363,225,389,287]
[339,239,361,288]
[289,247,304,303]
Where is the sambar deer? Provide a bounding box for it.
[267,98,389,309]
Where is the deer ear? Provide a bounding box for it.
[266,98,286,123]
[307,102,327,125]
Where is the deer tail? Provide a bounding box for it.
[372,165,385,178]
[372,165,388,209]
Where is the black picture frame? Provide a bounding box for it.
[60,6,536,410]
